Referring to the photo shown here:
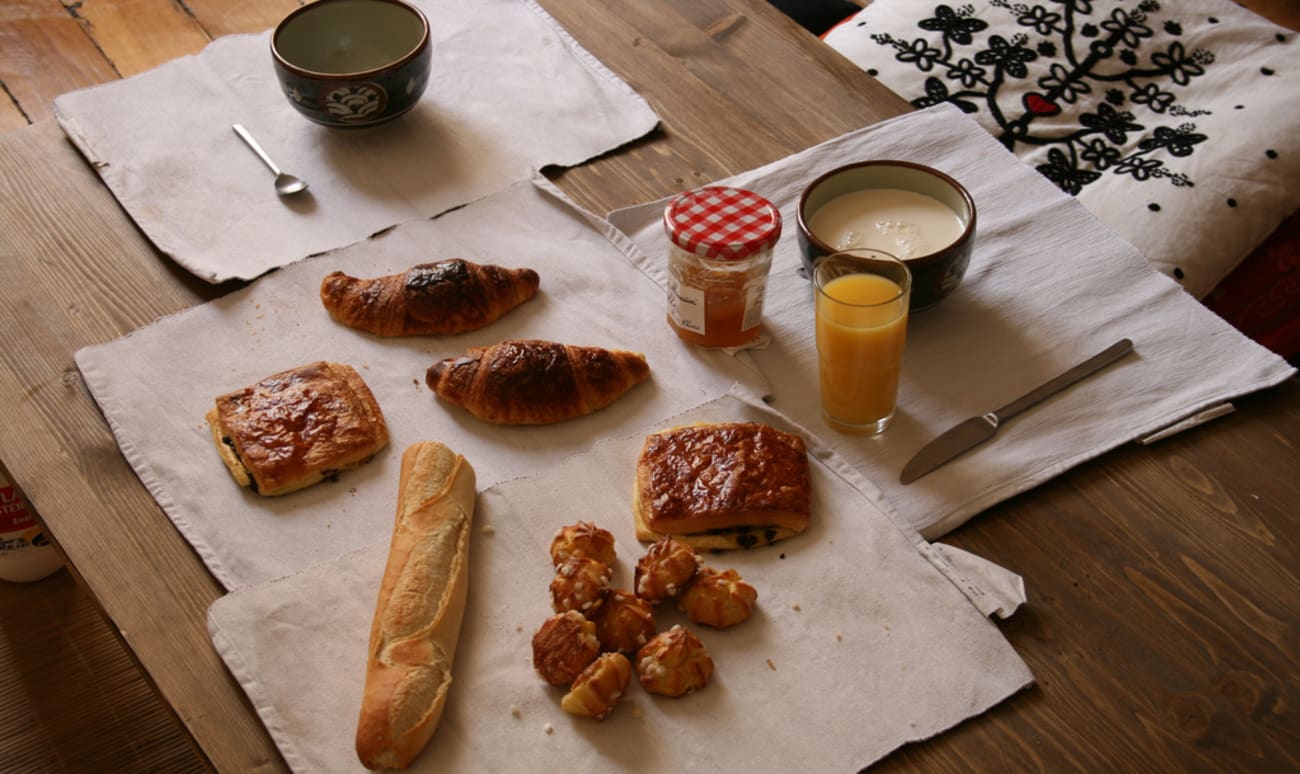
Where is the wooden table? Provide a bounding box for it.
[1,1,1297,771]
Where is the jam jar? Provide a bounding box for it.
[663,186,782,348]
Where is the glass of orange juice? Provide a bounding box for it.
[813,249,911,435]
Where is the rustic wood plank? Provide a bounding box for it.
[68,0,212,78]
[0,570,205,772]
[538,0,909,213]
[173,0,299,39]
[0,0,119,125]
[879,380,1300,772]
[0,119,273,771]
[0,96,27,134]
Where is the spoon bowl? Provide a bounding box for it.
[274,172,309,196]
[232,124,309,197]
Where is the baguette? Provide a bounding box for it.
[356,442,477,770]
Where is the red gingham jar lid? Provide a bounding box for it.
[663,186,782,261]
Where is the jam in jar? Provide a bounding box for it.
[663,186,781,348]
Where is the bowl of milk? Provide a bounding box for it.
[797,161,976,309]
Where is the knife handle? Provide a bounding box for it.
[992,338,1134,423]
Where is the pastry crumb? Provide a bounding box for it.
[543,722,554,735]
[766,658,777,671]
[481,524,496,536]
[791,602,802,612]
[835,632,843,642]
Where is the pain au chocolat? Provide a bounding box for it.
[205,361,389,496]
[633,422,811,550]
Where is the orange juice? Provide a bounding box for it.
[815,272,908,432]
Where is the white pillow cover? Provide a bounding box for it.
[824,0,1300,298]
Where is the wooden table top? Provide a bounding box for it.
[1,1,1297,771]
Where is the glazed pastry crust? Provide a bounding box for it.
[678,567,757,628]
[426,339,651,425]
[320,259,539,337]
[633,422,810,548]
[206,361,389,496]
[591,590,657,654]
[633,536,699,604]
[549,521,618,567]
[635,625,714,697]
[532,611,601,686]
[549,556,613,615]
[560,652,633,720]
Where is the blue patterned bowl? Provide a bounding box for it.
[272,0,431,129]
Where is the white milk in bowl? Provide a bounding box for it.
[808,189,964,259]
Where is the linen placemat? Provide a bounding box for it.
[75,180,763,590]
[608,104,1296,540]
[52,0,658,283]
[207,393,1033,773]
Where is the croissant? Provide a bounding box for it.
[425,339,651,425]
[320,259,539,336]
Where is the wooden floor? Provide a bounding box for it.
[0,569,206,772]
[1,1,1297,772]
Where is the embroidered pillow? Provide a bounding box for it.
[824,0,1300,298]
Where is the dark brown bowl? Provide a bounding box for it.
[797,161,976,310]
[271,0,432,129]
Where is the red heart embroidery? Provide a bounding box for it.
[1023,93,1061,117]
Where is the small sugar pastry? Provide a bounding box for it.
[561,652,632,720]
[549,556,613,616]
[532,611,600,686]
[549,521,618,567]
[591,590,657,654]
[678,567,757,628]
[635,625,713,697]
[633,536,698,604]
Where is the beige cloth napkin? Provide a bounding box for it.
[608,104,1297,540]
[207,393,1033,773]
[75,181,762,590]
[51,0,658,284]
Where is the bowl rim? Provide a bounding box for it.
[797,160,977,267]
[271,0,431,81]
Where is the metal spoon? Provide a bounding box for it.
[232,124,308,196]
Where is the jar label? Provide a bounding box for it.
[0,484,35,534]
[668,276,706,334]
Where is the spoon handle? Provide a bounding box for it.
[232,124,283,176]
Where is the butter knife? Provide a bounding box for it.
[899,338,1135,485]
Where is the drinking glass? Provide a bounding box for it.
[813,249,912,435]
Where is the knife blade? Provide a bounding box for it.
[899,338,1135,485]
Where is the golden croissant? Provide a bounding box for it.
[320,259,539,336]
[425,339,651,425]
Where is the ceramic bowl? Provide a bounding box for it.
[272,0,432,129]
[797,161,976,310]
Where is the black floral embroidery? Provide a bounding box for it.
[865,0,1219,196]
